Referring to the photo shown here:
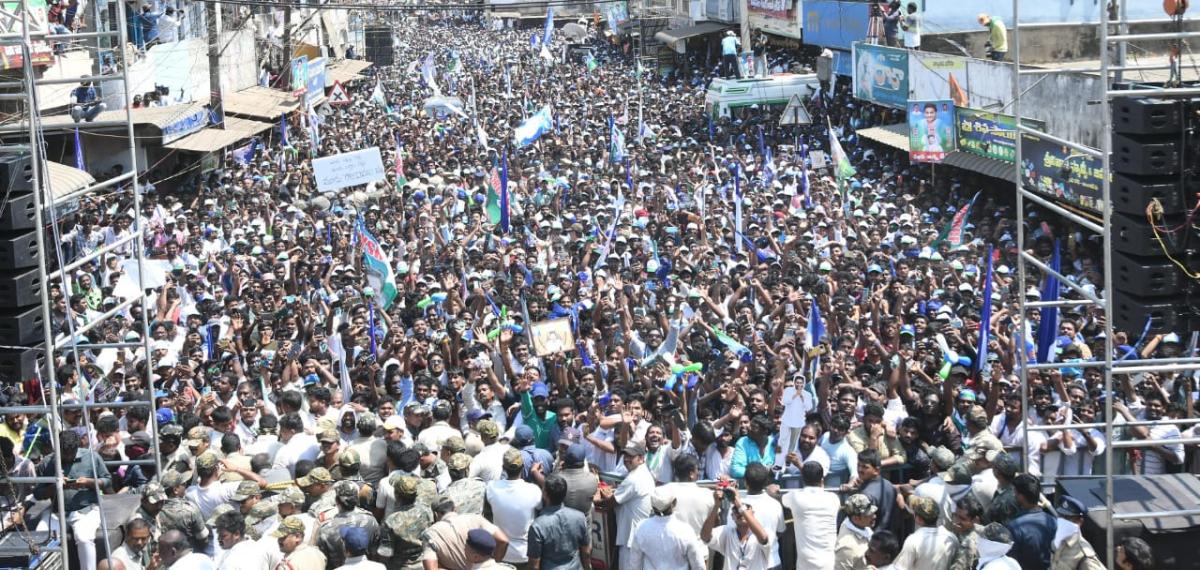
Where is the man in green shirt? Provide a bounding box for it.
[978,13,1008,60]
[519,381,557,450]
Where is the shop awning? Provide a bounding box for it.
[0,102,212,135]
[654,22,731,45]
[44,160,96,200]
[223,86,301,120]
[326,59,373,85]
[163,117,273,153]
[858,123,1015,182]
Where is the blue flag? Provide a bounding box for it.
[514,105,553,147]
[1035,239,1061,364]
[763,147,776,186]
[806,298,825,351]
[543,7,555,45]
[733,163,743,252]
[73,127,85,171]
[499,149,510,233]
[707,113,715,140]
[757,125,765,156]
[230,138,258,166]
[976,246,995,375]
[279,114,289,147]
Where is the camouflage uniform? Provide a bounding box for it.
[987,484,1019,525]
[441,453,487,516]
[1051,532,1105,570]
[834,494,876,570]
[422,458,450,490]
[382,476,434,570]
[316,482,381,569]
[948,527,982,570]
[158,496,210,547]
[414,477,438,508]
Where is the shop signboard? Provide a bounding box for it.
[907,100,955,163]
[852,42,908,109]
[1019,132,1104,212]
[161,107,210,145]
[749,0,803,40]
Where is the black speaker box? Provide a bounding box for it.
[0,230,39,269]
[364,26,394,66]
[0,191,34,231]
[1111,171,1193,216]
[1058,475,1200,569]
[0,267,41,308]
[1112,292,1195,334]
[1112,132,1181,176]
[1112,97,1185,136]
[1111,249,1197,298]
[1111,211,1188,255]
[0,304,44,345]
[0,153,32,192]
[0,343,43,382]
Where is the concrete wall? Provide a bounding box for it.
[921,0,1198,33]
[103,38,209,109]
[923,19,1200,64]
[219,28,259,95]
[32,51,95,111]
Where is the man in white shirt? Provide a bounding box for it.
[601,440,655,570]
[212,510,271,570]
[702,487,772,570]
[737,464,786,568]
[468,420,507,482]
[1129,393,1184,474]
[484,449,542,566]
[782,462,840,570]
[109,518,153,570]
[629,487,706,570]
[416,400,461,450]
[892,496,957,570]
[783,424,831,483]
[157,7,182,43]
[661,454,715,534]
[272,413,320,477]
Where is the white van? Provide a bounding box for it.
[704,73,821,119]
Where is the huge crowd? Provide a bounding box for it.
[2,8,1192,570]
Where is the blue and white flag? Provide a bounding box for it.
[806,298,825,351]
[542,8,555,45]
[499,150,511,233]
[73,128,85,171]
[609,115,626,162]
[514,105,553,147]
[733,163,743,252]
[279,114,289,147]
[1035,240,1062,364]
[763,147,776,186]
[230,139,257,166]
[975,246,995,376]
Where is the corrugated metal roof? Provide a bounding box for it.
[162,117,273,153]
[44,160,96,200]
[223,86,301,120]
[858,123,1015,182]
[326,58,372,86]
[1,102,211,135]
[654,22,731,45]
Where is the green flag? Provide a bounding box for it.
[485,166,503,224]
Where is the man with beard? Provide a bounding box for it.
[904,390,962,452]
[822,416,859,488]
[642,422,684,483]
[730,415,777,479]
[896,418,931,481]
[783,423,831,484]
[1125,392,1183,474]
[516,380,557,451]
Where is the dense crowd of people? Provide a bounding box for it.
[3,9,1191,570]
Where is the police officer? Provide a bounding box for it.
[442,452,486,516]
[382,475,434,569]
[316,480,381,569]
[157,471,210,550]
[1050,496,1104,570]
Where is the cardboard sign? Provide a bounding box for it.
[530,318,575,356]
[312,147,386,192]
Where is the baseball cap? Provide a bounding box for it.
[476,419,500,439]
[512,425,535,448]
[909,495,939,523]
[271,515,306,538]
[123,431,152,448]
[466,408,492,422]
[275,486,305,505]
[929,446,956,471]
[467,528,496,555]
[160,470,192,488]
[383,416,406,432]
[843,494,878,517]
[338,448,362,468]
[442,435,466,454]
[195,452,219,470]
[447,452,472,471]
[530,382,550,399]
[502,448,524,470]
[231,480,261,501]
[394,475,420,498]
[317,428,340,444]
[340,526,370,552]
[141,481,167,503]
[622,440,646,456]
[564,443,587,467]
[297,467,332,487]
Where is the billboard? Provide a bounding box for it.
[290,55,308,96]
[907,100,955,163]
[804,0,870,51]
[1020,133,1104,212]
[749,0,803,40]
[305,57,326,106]
[852,43,909,109]
[908,52,1012,110]
[955,108,1044,163]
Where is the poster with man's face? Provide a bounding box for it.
[908,100,955,163]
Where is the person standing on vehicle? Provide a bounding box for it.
[721,31,741,78]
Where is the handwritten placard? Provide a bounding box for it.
[312,147,386,192]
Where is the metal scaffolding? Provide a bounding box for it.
[0,0,157,567]
[1012,1,1200,567]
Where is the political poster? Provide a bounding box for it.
[852,43,909,109]
[312,147,386,192]
[530,318,574,356]
[907,100,955,163]
[955,108,1044,163]
[1019,133,1105,212]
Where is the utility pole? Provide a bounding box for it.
[281,3,293,89]
[739,0,750,53]
[207,0,224,127]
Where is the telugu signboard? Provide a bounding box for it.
[907,100,955,163]
[1020,132,1105,212]
[749,0,803,40]
[852,42,909,109]
[160,107,210,145]
[312,147,386,192]
[955,108,1044,164]
[305,57,327,106]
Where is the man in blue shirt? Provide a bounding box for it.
[1006,473,1056,570]
[720,30,741,78]
[730,414,775,479]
